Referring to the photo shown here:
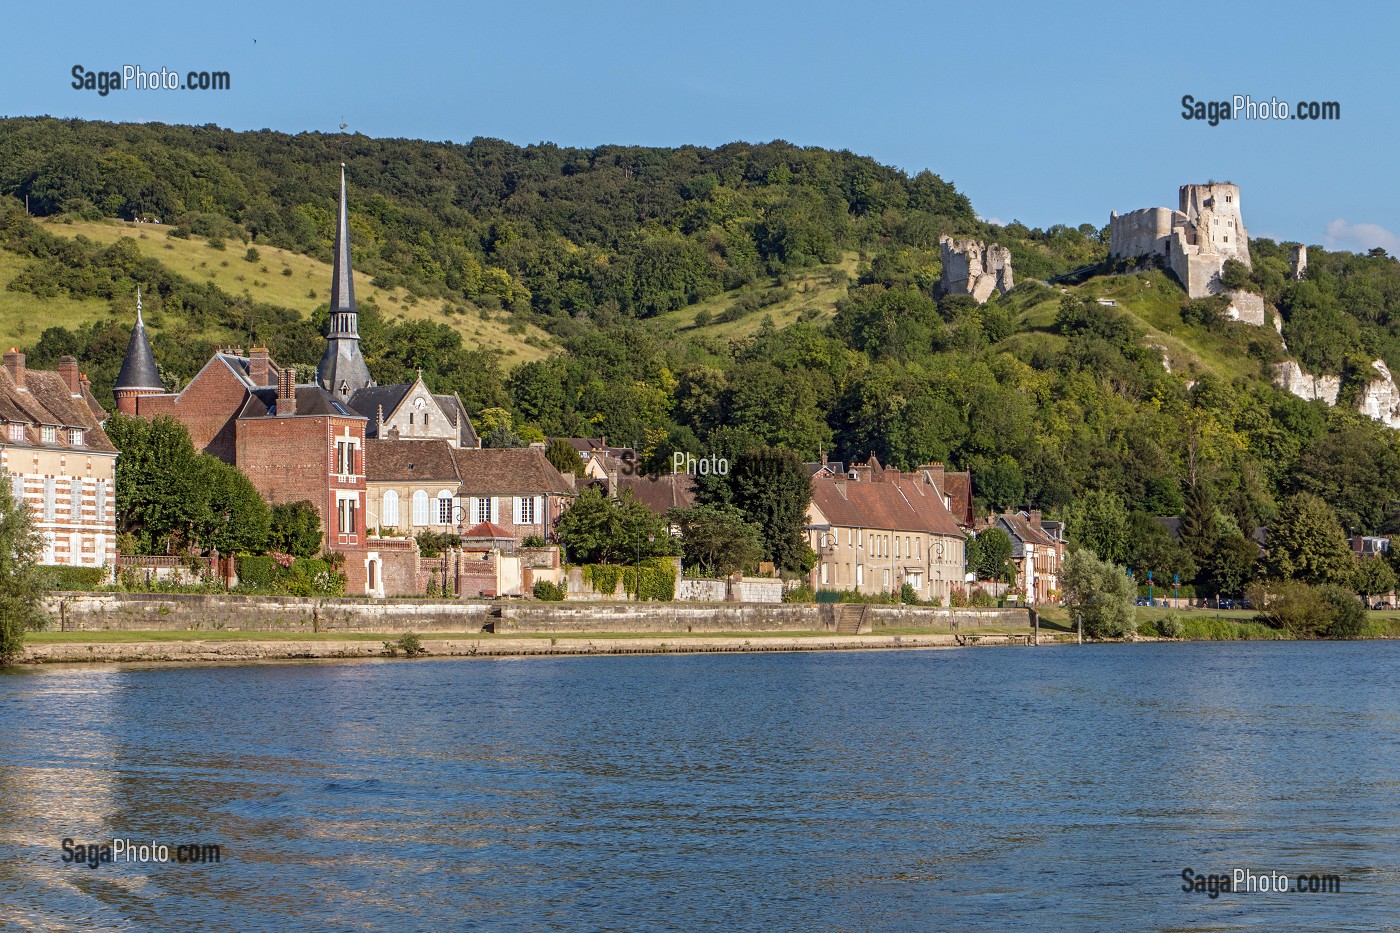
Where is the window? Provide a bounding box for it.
[856,564,864,586]
[94,533,106,567]
[337,497,357,535]
[70,478,81,519]
[895,536,901,559]
[336,441,356,476]
[11,473,23,502]
[7,423,21,442]
[411,490,430,526]
[820,563,828,585]
[69,532,82,566]
[68,428,84,447]
[518,495,537,525]
[41,426,56,444]
[474,497,493,524]
[916,538,921,560]
[368,559,377,591]
[95,480,107,522]
[43,477,55,521]
[381,490,400,527]
[437,492,454,526]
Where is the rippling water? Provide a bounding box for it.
[2,642,1398,931]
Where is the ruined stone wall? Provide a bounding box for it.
[939,236,1014,303]
[1108,207,1177,260]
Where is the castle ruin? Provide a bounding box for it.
[1109,183,1249,299]
[938,236,1014,303]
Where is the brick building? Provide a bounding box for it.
[0,350,118,569]
[115,166,493,595]
[993,510,1066,605]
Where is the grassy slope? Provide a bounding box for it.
[31,218,556,366]
[1001,269,1265,382]
[0,248,111,348]
[653,254,859,339]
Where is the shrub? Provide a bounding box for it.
[900,582,920,605]
[522,535,547,548]
[533,580,566,601]
[383,633,425,658]
[1320,585,1367,640]
[1158,612,1184,639]
[783,583,815,604]
[244,247,260,263]
[35,566,106,591]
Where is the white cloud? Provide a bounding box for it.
[978,215,1006,227]
[1323,219,1400,257]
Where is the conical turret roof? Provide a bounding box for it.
[115,289,163,391]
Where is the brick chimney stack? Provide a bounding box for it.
[4,348,24,390]
[250,346,271,387]
[59,356,80,395]
[276,366,297,417]
[1030,509,1043,529]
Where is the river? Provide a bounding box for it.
[1,641,1397,930]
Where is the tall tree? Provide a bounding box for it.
[1263,492,1355,585]
[967,527,1014,582]
[728,447,813,572]
[0,470,49,664]
[1061,548,1135,639]
[668,504,764,577]
[1063,489,1130,565]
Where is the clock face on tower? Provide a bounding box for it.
[413,397,426,410]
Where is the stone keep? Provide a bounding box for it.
[1109,183,1250,299]
[938,236,1014,304]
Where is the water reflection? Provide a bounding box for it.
[1,643,1398,930]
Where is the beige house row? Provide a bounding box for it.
[805,458,968,604]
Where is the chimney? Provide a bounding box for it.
[79,373,91,393]
[58,356,80,395]
[1030,509,1043,529]
[820,450,828,467]
[4,349,24,390]
[277,366,297,417]
[250,346,271,386]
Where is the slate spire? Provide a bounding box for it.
[115,287,163,391]
[316,164,373,397]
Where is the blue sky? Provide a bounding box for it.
[5,0,1397,252]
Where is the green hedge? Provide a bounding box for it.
[36,566,107,591]
[237,555,278,588]
[235,554,345,596]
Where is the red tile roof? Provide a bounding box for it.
[452,447,574,496]
[810,475,963,537]
[617,473,696,514]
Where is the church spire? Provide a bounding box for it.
[316,164,373,398]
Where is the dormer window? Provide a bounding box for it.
[68,428,84,447]
[41,425,56,444]
[7,423,21,442]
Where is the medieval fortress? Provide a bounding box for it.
[1109,183,1249,299]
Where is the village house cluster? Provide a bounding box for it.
[1,164,1073,604]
